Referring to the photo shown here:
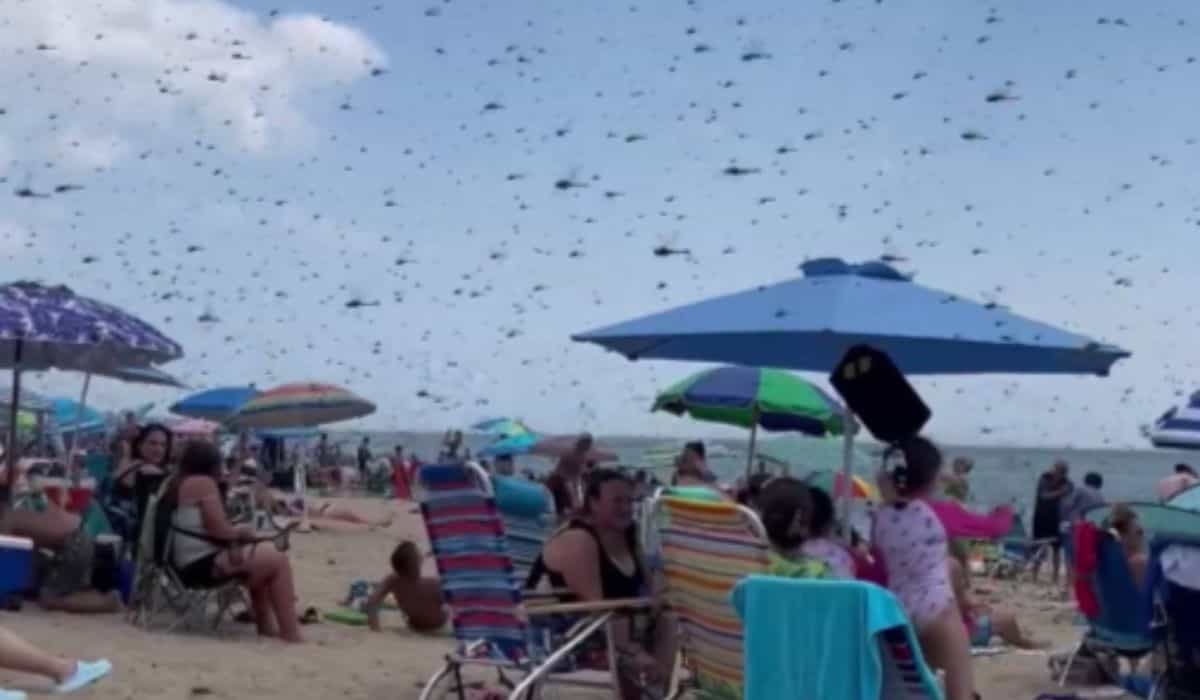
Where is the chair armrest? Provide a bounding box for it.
[523,596,654,616]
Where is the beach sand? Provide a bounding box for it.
[0,497,1131,699]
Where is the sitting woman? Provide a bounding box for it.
[872,436,976,700]
[756,477,832,579]
[106,424,173,543]
[539,469,674,700]
[947,557,1043,649]
[1107,503,1148,588]
[163,441,303,643]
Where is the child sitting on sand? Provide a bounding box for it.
[364,541,447,633]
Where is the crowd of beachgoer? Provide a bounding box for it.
[4,416,1200,699]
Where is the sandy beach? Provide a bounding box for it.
[0,496,1120,699]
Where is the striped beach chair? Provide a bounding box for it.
[415,462,650,700]
[648,495,769,700]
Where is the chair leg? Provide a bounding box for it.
[416,661,458,700]
[1057,640,1084,687]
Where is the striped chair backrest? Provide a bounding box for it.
[654,496,769,700]
[878,626,944,699]
[417,463,529,663]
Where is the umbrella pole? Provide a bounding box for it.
[4,340,22,506]
[745,406,760,477]
[294,457,311,533]
[838,408,857,539]
[66,372,92,459]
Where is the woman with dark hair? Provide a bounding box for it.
[165,441,302,643]
[872,436,975,700]
[107,423,173,543]
[539,468,674,699]
[756,477,831,579]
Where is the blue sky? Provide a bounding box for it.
[3,0,1198,447]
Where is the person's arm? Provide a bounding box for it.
[365,575,396,632]
[544,530,603,601]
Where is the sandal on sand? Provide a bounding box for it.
[55,659,112,694]
[299,607,321,625]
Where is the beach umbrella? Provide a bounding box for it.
[574,257,1128,526]
[478,432,539,457]
[170,386,259,422]
[103,365,186,389]
[806,469,879,501]
[471,417,533,438]
[169,418,221,439]
[0,282,182,500]
[228,382,375,430]
[653,365,844,473]
[48,398,105,433]
[574,258,1129,376]
[1146,392,1200,450]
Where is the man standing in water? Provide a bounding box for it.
[1032,460,1072,585]
[356,436,372,482]
[545,433,591,520]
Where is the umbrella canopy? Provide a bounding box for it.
[1167,480,1200,510]
[573,258,1129,376]
[104,365,186,388]
[229,382,375,430]
[169,418,221,437]
[653,365,844,436]
[170,386,259,422]
[471,417,533,438]
[1147,392,1200,450]
[807,469,878,501]
[0,282,182,372]
[478,432,539,457]
[48,398,105,433]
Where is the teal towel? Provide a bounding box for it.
[731,576,940,700]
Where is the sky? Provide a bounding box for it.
[2,0,1199,447]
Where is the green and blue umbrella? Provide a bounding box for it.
[653,365,843,436]
[653,365,844,475]
[471,417,532,438]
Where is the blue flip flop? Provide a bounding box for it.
[55,659,112,694]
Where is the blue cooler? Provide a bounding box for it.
[0,535,33,595]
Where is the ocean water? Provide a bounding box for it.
[339,430,1196,514]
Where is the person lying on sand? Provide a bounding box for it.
[948,557,1045,650]
[364,541,446,633]
[241,481,394,532]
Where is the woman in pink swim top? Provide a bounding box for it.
[871,436,976,700]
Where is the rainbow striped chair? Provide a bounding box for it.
[415,462,649,700]
[647,495,770,700]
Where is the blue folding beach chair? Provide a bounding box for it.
[1058,528,1154,687]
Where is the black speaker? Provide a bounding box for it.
[830,345,930,443]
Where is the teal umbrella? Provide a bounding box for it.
[653,365,844,474]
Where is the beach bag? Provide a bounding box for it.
[830,345,930,443]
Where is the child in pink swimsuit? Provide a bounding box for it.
[871,436,977,700]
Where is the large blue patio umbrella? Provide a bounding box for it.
[573,258,1129,376]
[574,258,1129,513]
[170,386,259,422]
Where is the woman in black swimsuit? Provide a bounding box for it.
[540,469,675,699]
[105,424,172,545]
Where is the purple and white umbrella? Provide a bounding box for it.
[0,282,183,497]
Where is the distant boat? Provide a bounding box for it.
[1148,392,1200,450]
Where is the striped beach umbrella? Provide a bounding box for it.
[1148,392,1200,450]
[228,382,375,430]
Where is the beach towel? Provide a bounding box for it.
[731,575,940,700]
[1073,521,1101,619]
[928,499,1013,540]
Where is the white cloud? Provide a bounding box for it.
[0,0,386,156]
